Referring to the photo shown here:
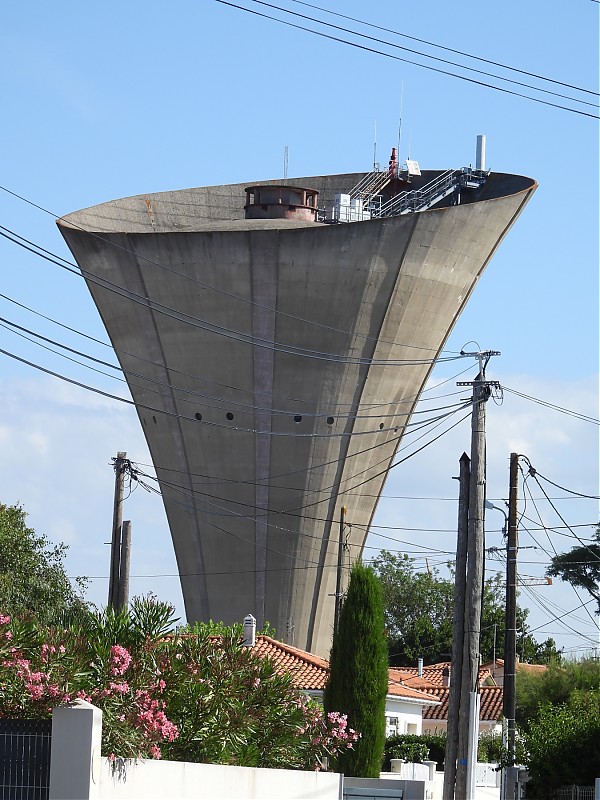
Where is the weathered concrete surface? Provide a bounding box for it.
[58,170,536,656]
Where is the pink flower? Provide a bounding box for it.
[27,684,43,700]
[0,614,10,625]
[108,681,130,694]
[109,645,132,676]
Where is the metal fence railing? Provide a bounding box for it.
[0,719,52,800]
[553,786,595,800]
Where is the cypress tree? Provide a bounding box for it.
[323,562,388,777]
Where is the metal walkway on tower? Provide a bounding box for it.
[372,167,489,218]
[325,165,489,224]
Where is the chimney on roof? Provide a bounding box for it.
[442,666,451,687]
[243,614,256,647]
[418,658,424,677]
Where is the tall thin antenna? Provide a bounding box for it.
[397,82,404,173]
[373,120,377,170]
[283,145,289,179]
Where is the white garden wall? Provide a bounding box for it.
[99,758,342,800]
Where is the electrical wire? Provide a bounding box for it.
[0,341,475,438]
[139,469,457,556]
[278,409,472,514]
[523,459,600,557]
[502,386,600,425]
[287,0,599,97]
[0,313,474,423]
[0,200,466,360]
[249,0,599,108]
[214,0,599,119]
[0,289,475,411]
[511,459,599,641]
[133,460,462,537]
[0,225,463,368]
[530,469,600,500]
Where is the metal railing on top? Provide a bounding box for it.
[348,169,392,206]
[373,169,459,218]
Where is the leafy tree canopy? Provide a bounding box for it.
[371,550,561,667]
[547,525,600,614]
[0,503,88,625]
[516,656,600,731]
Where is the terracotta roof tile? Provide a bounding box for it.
[422,686,504,722]
[399,662,495,687]
[253,636,329,690]
[252,637,439,704]
[482,658,547,675]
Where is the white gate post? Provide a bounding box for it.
[49,700,102,800]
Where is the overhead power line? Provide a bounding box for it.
[287,0,599,97]
[0,313,474,423]
[249,0,598,108]
[0,224,460,368]
[214,0,599,119]
[0,342,474,439]
[0,290,474,411]
[0,218,469,368]
[502,386,600,425]
[0,189,462,359]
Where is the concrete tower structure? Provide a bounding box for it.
[58,164,536,656]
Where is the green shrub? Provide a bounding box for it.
[477,730,503,763]
[382,733,447,771]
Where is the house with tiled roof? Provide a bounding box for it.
[387,661,505,734]
[421,685,504,734]
[251,640,552,738]
[252,636,440,736]
[481,657,548,687]
[397,661,496,690]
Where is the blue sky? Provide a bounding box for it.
[0,1,598,657]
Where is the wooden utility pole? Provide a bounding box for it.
[108,451,127,608]
[443,452,470,800]
[455,352,499,799]
[502,452,520,799]
[334,506,347,635]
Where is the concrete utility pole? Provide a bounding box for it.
[502,452,520,800]
[334,506,347,635]
[443,452,470,800]
[108,452,127,609]
[455,351,500,800]
[116,520,132,611]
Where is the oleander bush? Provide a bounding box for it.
[0,599,358,768]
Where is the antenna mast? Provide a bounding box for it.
[397,82,404,175]
[373,120,377,170]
